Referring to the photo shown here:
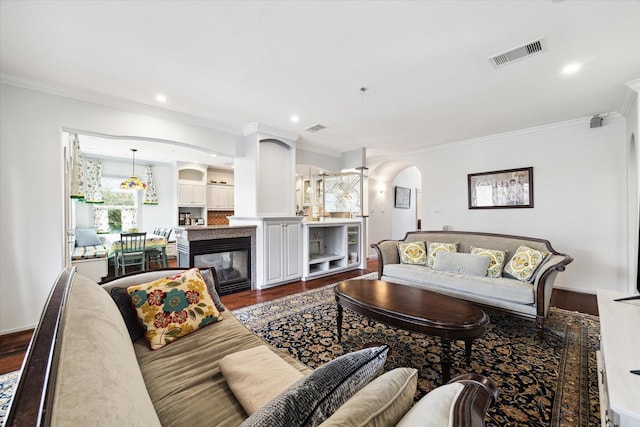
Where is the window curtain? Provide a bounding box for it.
[121,207,138,231]
[94,207,109,233]
[84,160,104,203]
[143,165,158,205]
[69,134,85,200]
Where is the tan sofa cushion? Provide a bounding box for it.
[320,368,418,427]
[219,345,305,415]
[51,274,161,426]
[135,310,311,427]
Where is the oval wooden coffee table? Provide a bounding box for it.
[334,279,490,383]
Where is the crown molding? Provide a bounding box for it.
[0,69,243,136]
[385,113,625,160]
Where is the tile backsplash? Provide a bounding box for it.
[207,211,234,225]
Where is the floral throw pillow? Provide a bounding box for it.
[397,241,427,265]
[504,246,549,282]
[427,242,458,268]
[126,268,221,350]
[470,246,508,278]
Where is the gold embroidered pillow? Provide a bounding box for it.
[427,242,458,267]
[470,246,508,278]
[504,246,549,282]
[127,268,221,350]
[398,241,427,265]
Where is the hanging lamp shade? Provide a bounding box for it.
[120,148,147,190]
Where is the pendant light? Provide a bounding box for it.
[120,148,147,190]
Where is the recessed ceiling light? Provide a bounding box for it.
[155,94,168,103]
[562,63,581,75]
[210,154,217,157]
[290,115,299,123]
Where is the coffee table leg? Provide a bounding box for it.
[464,340,473,365]
[336,302,343,342]
[440,336,452,384]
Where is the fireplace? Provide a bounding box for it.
[178,236,252,295]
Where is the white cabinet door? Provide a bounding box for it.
[192,183,206,205]
[264,219,302,286]
[180,182,205,206]
[206,185,219,209]
[207,185,234,210]
[179,183,194,205]
[265,221,284,285]
[283,221,302,280]
[224,187,234,209]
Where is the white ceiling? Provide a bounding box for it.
[1,1,639,165]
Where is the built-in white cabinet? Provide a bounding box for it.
[179,182,206,206]
[264,218,302,286]
[303,220,364,280]
[207,184,234,210]
[596,290,640,427]
[178,165,207,225]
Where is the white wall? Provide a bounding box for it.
[367,177,393,255]
[397,117,628,294]
[391,167,421,240]
[0,83,241,333]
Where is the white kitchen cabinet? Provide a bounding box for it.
[179,181,206,206]
[207,184,234,210]
[264,219,302,286]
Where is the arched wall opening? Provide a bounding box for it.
[367,160,422,258]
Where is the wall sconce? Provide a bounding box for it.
[378,185,385,194]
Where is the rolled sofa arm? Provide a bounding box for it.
[396,373,498,427]
[370,240,401,278]
[532,253,574,318]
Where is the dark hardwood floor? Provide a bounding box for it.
[0,258,597,375]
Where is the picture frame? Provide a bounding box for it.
[394,186,411,209]
[468,167,533,209]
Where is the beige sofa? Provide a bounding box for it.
[371,231,573,340]
[5,267,498,427]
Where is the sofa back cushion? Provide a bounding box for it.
[50,274,161,426]
[432,251,491,277]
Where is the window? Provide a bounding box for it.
[94,177,139,233]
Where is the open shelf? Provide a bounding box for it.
[304,222,361,279]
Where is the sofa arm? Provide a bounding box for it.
[396,374,498,427]
[370,240,401,278]
[532,253,574,317]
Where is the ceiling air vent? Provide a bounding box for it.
[305,124,326,133]
[489,38,545,68]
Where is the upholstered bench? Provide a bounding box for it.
[70,244,108,282]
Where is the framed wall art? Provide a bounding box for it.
[468,167,533,209]
[394,186,411,209]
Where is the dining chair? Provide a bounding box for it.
[146,228,171,269]
[117,232,147,276]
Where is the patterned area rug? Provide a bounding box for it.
[234,274,600,427]
[0,370,19,427]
